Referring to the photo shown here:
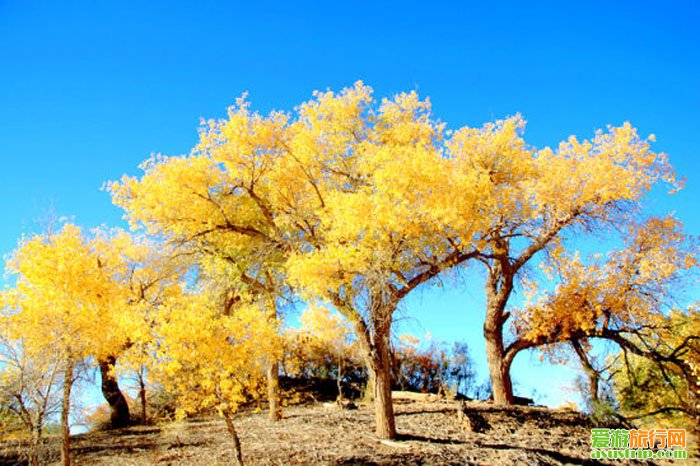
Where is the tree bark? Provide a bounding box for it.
[368,305,396,439]
[331,291,397,438]
[267,299,281,422]
[370,355,396,439]
[138,369,147,423]
[572,339,600,404]
[98,356,131,428]
[28,427,41,466]
[484,320,514,405]
[336,358,344,401]
[267,359,281,421]
[483,257,515,405]
[484,292,514,404]
[60,358,74,466]
[224,412,244,466]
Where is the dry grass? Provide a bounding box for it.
[0,399,689,465]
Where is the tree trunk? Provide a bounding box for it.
[336,358,344,401]
[267,299,281,422]
[370,357,396,439]
[368,310,396,439]
[60,358,74,466]
[572,340,600,404]
[484,305,514,405]
[344,294,397,438]
[138,369,147,423]
[224,412,244,466]
[267,359,281,421]
[483,260,516,406]
[98,356,131,428]
[28,427,41,466]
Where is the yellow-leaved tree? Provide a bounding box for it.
[149,290,280,466]
[90,229,186,426]
[442,117,681,404]
[611,307,699,430]
[2,224,128,465]
[110,83,497,438]
[108,81,691,436]
[284,305,358,400]
[509,216,697,409]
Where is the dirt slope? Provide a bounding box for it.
[0,399,691,465]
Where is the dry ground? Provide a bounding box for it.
[0,398,694,465]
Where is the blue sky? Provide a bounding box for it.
[1,1,698,409]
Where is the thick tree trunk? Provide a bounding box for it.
[483,259,516,405]
[98,356,131,428]
[370,357,396,439]
[224,412,244,466]
[484,304,514,405]
[60,358,74,466]
[368,307,396,439]
[343,294,397,439]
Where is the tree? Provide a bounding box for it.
[448,118,680,404]
[2,225,125,465]
[0,316,62,465]
[91,229,185,426]
[611,308,699,430]
[149,291,279,466]
[393,335,475,396]
[0,224,171,462]
[110,83,491,438]
[506,216,697,408]
[284,305,359,400]
[448,341,477,397]
[109,100,297,422]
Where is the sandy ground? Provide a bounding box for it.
[1,399,693,465]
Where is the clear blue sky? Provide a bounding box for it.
[1,1,698,408]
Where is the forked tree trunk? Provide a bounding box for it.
[224,412,244,466]
[346,294,397,439]
[98,356,131,428]
[60,358,75,466]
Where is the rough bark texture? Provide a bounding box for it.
[60,358,74,466]
[370,356,396,439]
[483,258,515,405]
[368,304,396,439]
[224,412,244,466]
[98,356,131,428]
[332,289,399,439]
[484,318,514,405]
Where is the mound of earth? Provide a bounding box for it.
[0,397,686,465]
